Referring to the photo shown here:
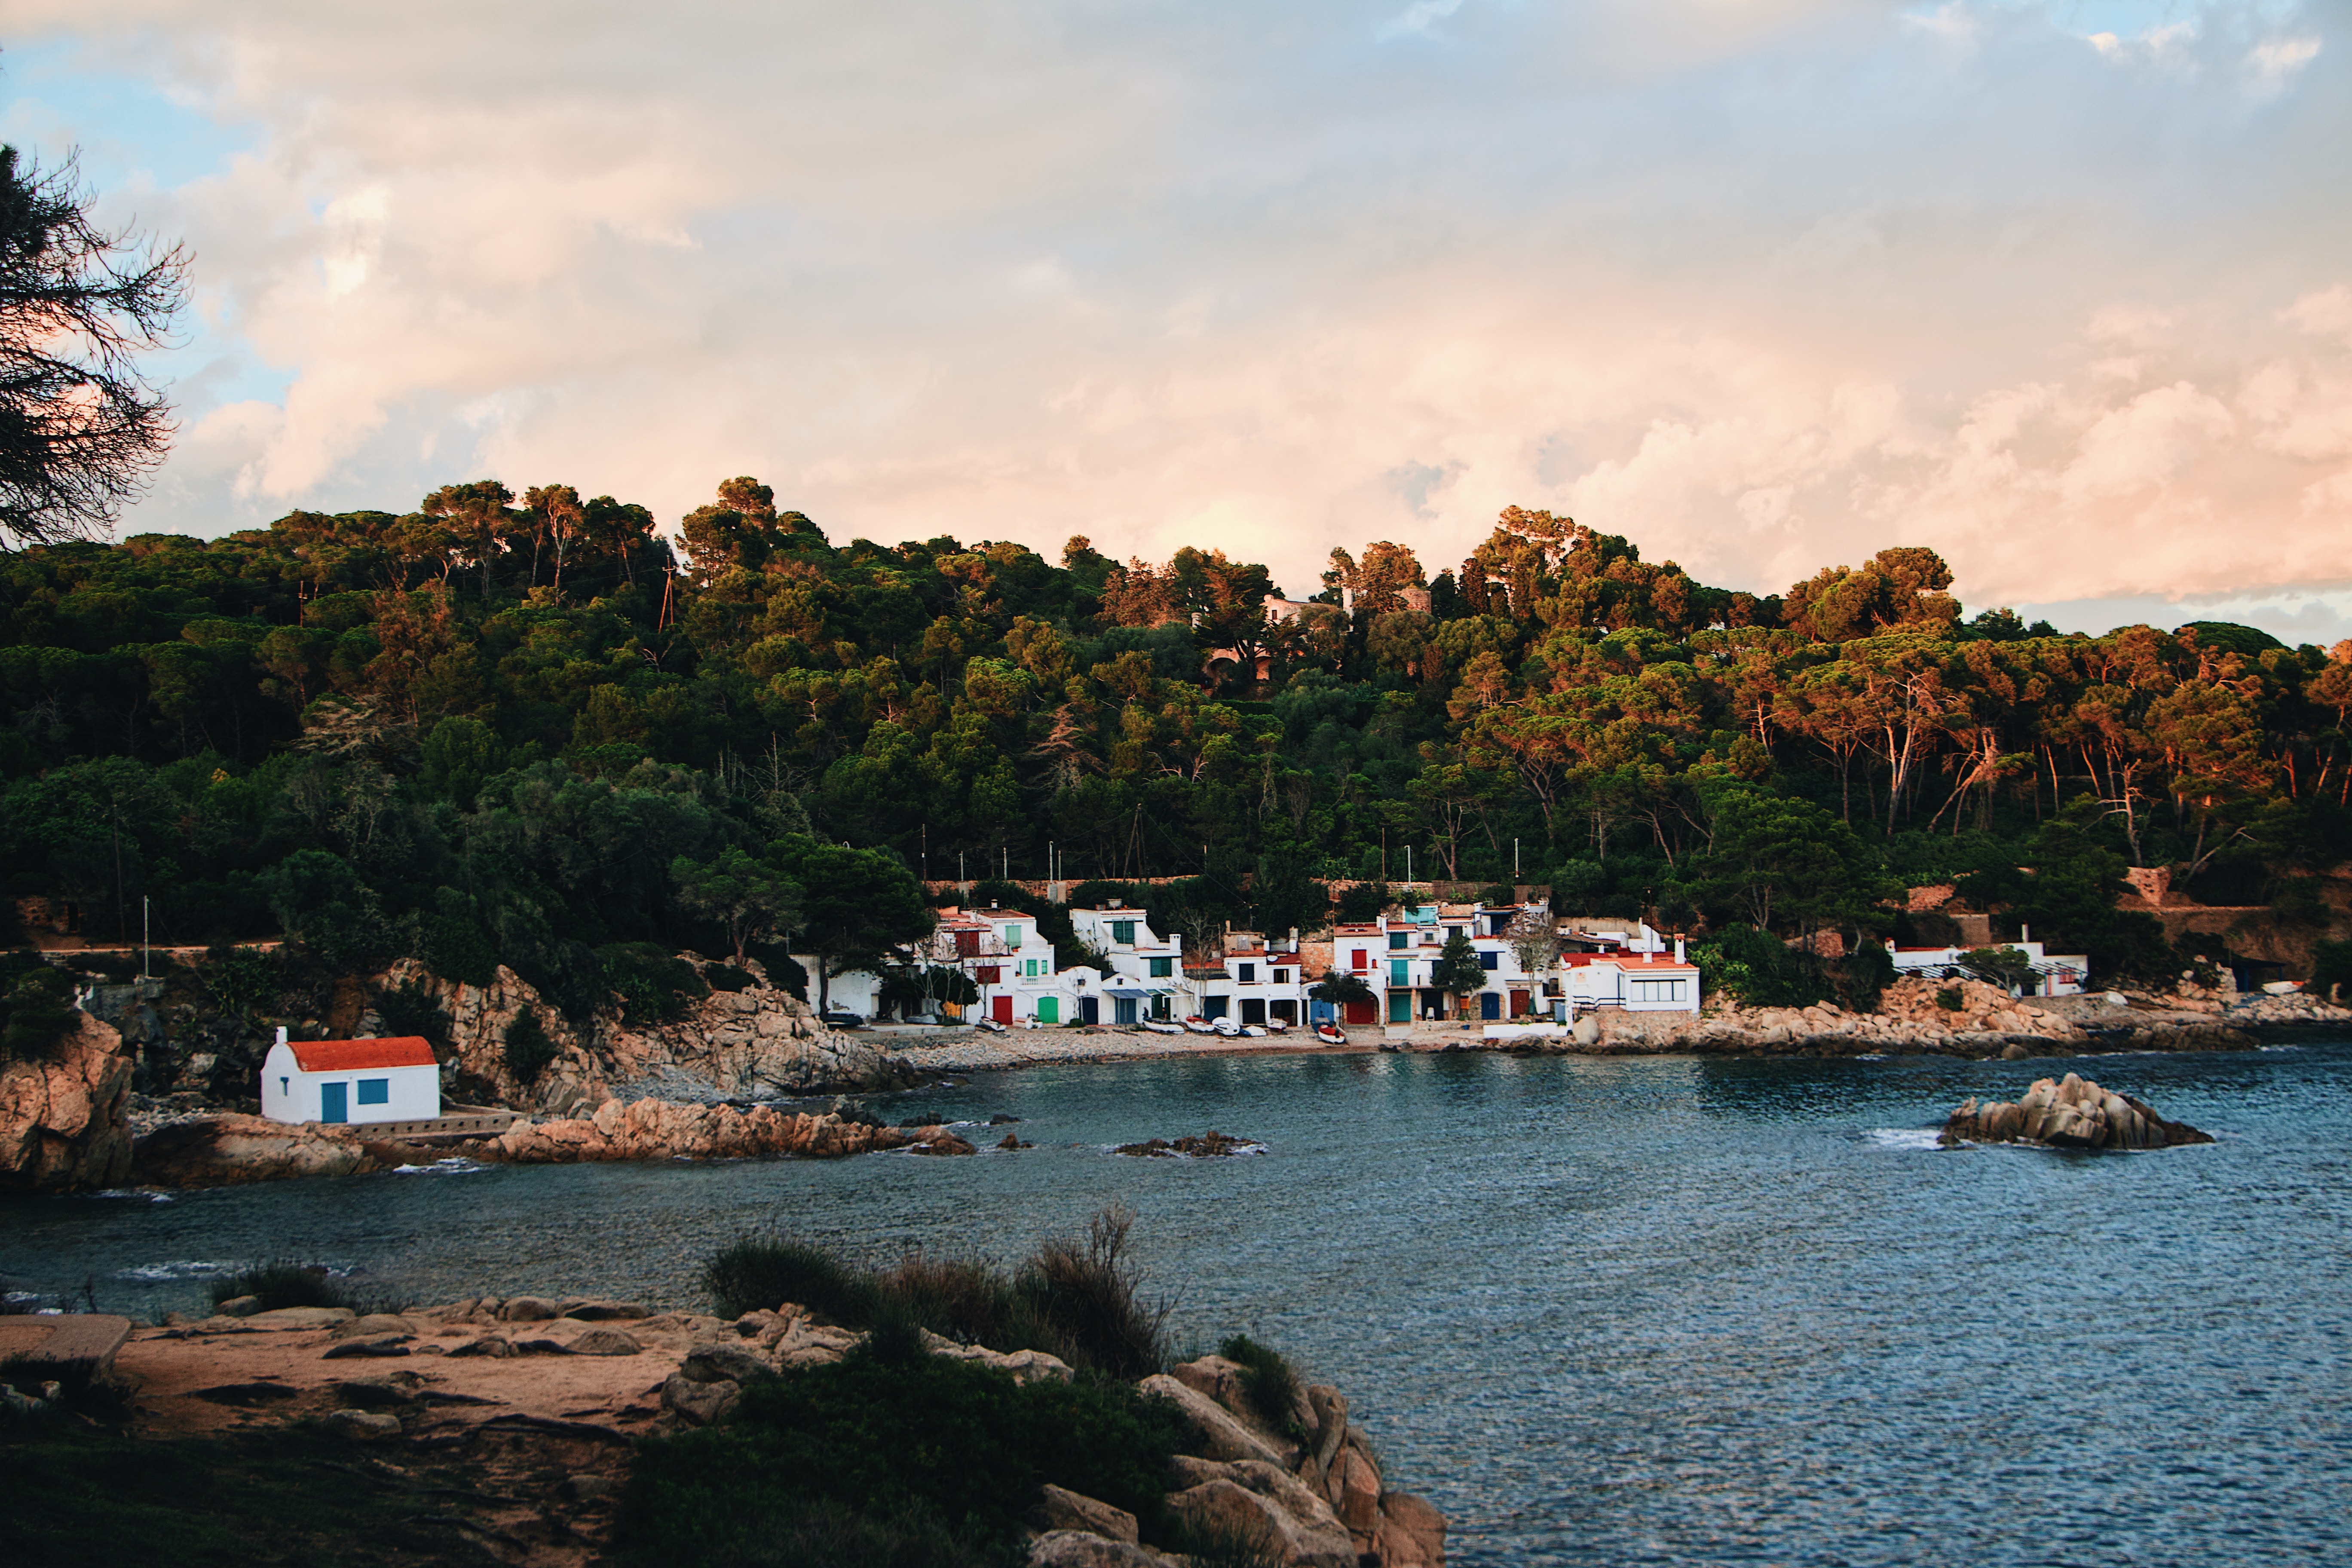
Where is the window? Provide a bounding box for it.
[1479,950,1499,971]
[1111,920,1136,945]
[976,966,1001,984]
[1389,931,1410,950]
[1351,948,1369,971]
[1149,956,1173,978]
[1273,969,1288,984]
[1390,959,1410,987]
[1239,963,1256,983]
[1447,926,1463,941]
[357,1078,389,1105]
[1629,979,1687,1003]
[1002,926,1023,948]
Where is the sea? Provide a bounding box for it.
[5,1040,2347,1565]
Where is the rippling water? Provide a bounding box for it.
[7,1042,2349,1565]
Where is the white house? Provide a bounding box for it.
[926,904,1099,1024]
[1068,903,1182,1025]
[1885,930,2090,997]
[1329,902,1558,1024]
[1179,928,1308,1027]
[1559,948,1701,1013]
[262,1030,440,1126]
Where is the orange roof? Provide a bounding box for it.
[285,1036,438,1072]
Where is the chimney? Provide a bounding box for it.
[2020,923,2030,944]
[276,1025,288,1047]
[1674,936,1684,964]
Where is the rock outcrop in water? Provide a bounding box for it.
[1938,1072,2214,1151]
[127,1104,964,1185]
[1,1010,135,1193]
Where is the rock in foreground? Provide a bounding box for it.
[1,1010,134,1193]
[1939,1073,2214,1151]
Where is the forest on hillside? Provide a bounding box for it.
[3,478,2349,1019]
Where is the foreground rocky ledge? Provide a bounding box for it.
[1938,1072,2215,1151]
[106,1293,1445,1567]
[128,1101,974,1187]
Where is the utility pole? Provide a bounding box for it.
[1514,838,1520,878]
[142,896,150,980]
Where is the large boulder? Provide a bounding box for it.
[131,1112,380,1186]
[1939,1073,2213,1150]
[1139,1373,1286,1466]
[1163,1477,1355,1568]
[0,1009,135,1192]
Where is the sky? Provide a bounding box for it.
[6,1,2350,643]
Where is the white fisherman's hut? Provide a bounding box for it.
[261,1028,440,1126]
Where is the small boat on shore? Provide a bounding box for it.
[1262,1020,1291,1035]
[1143,1018,1183,1035]
[1314,1022,1347,1045]
[975,1018,1008,1034]
[1181,1016,1218,1035]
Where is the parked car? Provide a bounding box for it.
[818,1009,865,1027]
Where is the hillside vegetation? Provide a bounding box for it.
[4,481,2348,1011]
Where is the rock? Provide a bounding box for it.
[1306,1385,1348,1471]
[914,1133,978,1155]
[1170,1354,1253,1418]
[330,1313,417,1340]
[2000,1042,2030,1060]
[322,1335,411,1359]
[562,1299,650,1321]
[989,1113,1022,1125]
[320,1409,402,1440]
[1114,1131,1262,1158]
[997,1133,1032,1149]
[215,1295,261,1317]
[500,1295,560,1321]
[661,1371,739,1426]
[335,1377,418,1407]
[1140,1374,1286,1466]
[1327,1445,1382,1535]
[445,1335,514,1358]
[130,1112,380,1187]
[1035,1483,1140,1543]
[1164,1477,1354,1568]
[1027,1530,1180,1568]
[569,1328,643,1356]
[1571,1015,1600,1046]
[244,1307,357,1329]
[561,1473,619,1503]
[683,1343,774,1384]
[0,1010,135,1193]
[513,1338,572,1355]
[1379,1493,1449,1567]
[1939,1073,2214,1151]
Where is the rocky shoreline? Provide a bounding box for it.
[90,1289,1445,1567]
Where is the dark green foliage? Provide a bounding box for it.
[598,942,708,1023]
[705,963,753,992]
[2310,939,2352,998]
[194,944,278,1021]
[1,1421,512,1567]
[1429,928,1485,1004]
[1690,923,1823,1008]
[1935,987,1963,1011]
[1216,1333,1305,1439]
[371,979,448,1049]
[704,1207,1170,1381]
[1333,882,1390,924]
[502,1010,558,1082]
[1,962,77,1058]
[616,1339,1191,1568]
[418,888,496,987]
[208,1261,361,1314]
[1830,938,1896,1012]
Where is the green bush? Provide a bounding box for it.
[703,1207,1170,1381]
[208,1261,365,1314]
[2312,938,2352,1001]
[195,944,279,1021]
[598,942,708,1023]
[1691,923,1823,1008]
[502,1011,559,1082]
[1935,987,1963,1011]
[373,980,450,1049]
[1,965,77,1060]
[615,1336,1191,1568]
[1217,1333,1304,1439]
[706,964,753,992]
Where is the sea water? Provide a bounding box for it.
[5,1041,2348,1565]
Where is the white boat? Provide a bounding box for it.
[1262,1020,1291,1035]
[1182,1016,1218,1035]
[1211,1018,1241,1037]
[1314,1022,1347,1045]
[1143,1019,1184,1035]
[975,1018,1009,1034]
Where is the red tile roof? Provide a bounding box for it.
[285,1036,438,1072]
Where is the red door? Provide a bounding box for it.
[992,995,1014,1024]
[1343,999,1378,1025]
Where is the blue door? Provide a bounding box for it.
[320,1081,348,1124]
[1480,992,1502,1020]
[1080,996,1099,1025]
[1114,997,1138,1026]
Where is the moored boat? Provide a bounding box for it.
[1182,1016,1218,1035]
[1143,1018,1183,1035]
[1314,1022,1347,1045]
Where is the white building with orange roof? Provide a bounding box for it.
[261,1029,440,1126]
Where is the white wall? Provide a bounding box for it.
[261,1044,441,1124]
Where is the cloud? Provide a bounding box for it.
[3,0,2349,619]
